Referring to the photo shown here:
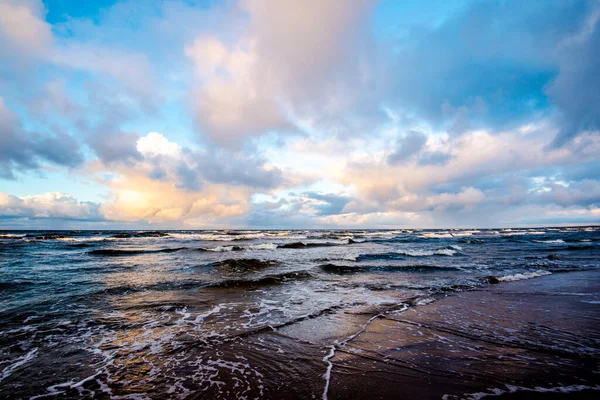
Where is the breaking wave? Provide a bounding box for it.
[209,270,312,289]
[319,264,461,274]
[88,247,189,256]
[492,270,552,282]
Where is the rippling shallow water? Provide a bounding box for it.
[1,227,599,398]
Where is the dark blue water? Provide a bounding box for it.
[1,227,599,398]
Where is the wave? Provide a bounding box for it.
[314,253,360,262]
[209,270,312,289]
[544,244,596,252]
[278,241,343,249]
[0,281,43,291]
[203,243,278,252]
[209,258,280,273]
[168,232,238,241]
[319,263,461,274]
[23,233,68,240]
[420,232,454,239]
[111,231,170,238]
[533,239,565,244]
[394,247,457,257]
[88,247,188,256]
[170,231,310,241]
[67,243,95,248]
[460,238,485,244]
[100,279,209,296]
[319,264,362,274]
[356,246,459,261]
[205,245,245,252]
[247,242,278,250]
[57,237,112,243]
[502,230,546,237]
[488,270,552,283]
[565,238,598,242]
[0,234,26,240]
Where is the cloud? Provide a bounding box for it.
[137,131,181,158]
[88,129,142,164]
[0,192,103,221]
[547,9,600,146]
[387,130,427,165]
[128,132,285,190]
[78,131,288,225]
[339,125,600,219]
[0,0,159,162]
[245,192,353,227]
[185,0,381,146]
[0,0,599,228]
[388,0,595,141]
[537,179,600,208]
[51,44,156,97]
[98,172,253,225]
[418,151,453,166]
[0,97,83,179]
[0,0,53,61]
[303,192,352,216]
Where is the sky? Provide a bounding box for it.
[0,0,599,229]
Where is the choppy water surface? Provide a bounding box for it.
[1,227,599,398]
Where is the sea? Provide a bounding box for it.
[1,227,599,398]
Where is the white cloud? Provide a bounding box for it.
[136,132,182,158]
[185,0,379,146]
[0,192,102,220]
[0,0,53,59]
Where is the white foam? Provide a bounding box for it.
[206,245,236,252]
[0,233,25,238]
[420,232,454,239]
[322,346,335,400]
[321,305,409,400]
[496,270,551,282]
[394,248,456,257]
[57,237,111,242]
[533,239,565,244]
[1,348,38,382]
[24,315,40,323]
[414,297,436,306]
[170,233,237,241]
[343,253,358,261]
[246,242,278,250]
[193,305,223,324]
[455,383,600,400]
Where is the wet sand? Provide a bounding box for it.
[324,270,600,399]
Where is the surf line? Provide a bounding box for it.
[321,304,409,400]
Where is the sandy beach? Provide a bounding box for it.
[322,270,600,399]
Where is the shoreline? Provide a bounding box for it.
[2,270,599,399]
[323,270,600,399]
